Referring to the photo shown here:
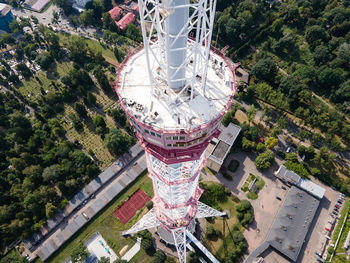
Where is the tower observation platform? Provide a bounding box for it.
[115,0,237,262]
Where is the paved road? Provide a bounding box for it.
[12,5,102,39]
[24,151,145,259]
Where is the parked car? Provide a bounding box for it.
[276,196,282,201]
[82,199,88,205]
[282,186,287,190]
[82,212,89,220]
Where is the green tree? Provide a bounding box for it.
[71,242,89,263]
[255,150,275,170]
[86,92,97,105]
[125,24,142,42]
[313,45,330,65]
[104,128,133,156]
[265,137,278,149]
[251,58,277,83]
[74,103,88,119]
[153,250,167,263]
[305,25,327,44]
[242,137,255,152]
[45,202,57,218]
[80,9,95,26]
[42,165,61,182]
[247,105,257,125]
[98,257,110,263]
[93,115,107,135]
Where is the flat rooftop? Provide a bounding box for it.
[245,186,321,263]
[211,141,230,161]
[119,44,233,131]
[208,123,241,164]
[266,186,320,262]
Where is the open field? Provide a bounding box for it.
[45,171,153,263]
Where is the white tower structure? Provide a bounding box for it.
[115,0,237,262]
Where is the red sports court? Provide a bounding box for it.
[114,189,151,224]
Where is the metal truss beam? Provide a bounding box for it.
[196,201,226,219]
[121,208,160,235]
[172,227,187,263]
[186,230,220,263]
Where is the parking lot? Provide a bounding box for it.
[297,178,342,263]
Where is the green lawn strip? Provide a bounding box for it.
[255,176,265,190]
[247,191,258,200]
[241,173,256,192]
[46,172,153,263]
[333,199,350,262]
[332,200,350,243]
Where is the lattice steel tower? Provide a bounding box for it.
[116,0,236,262]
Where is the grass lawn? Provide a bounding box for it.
[58,33,117,63]
[15,62,72,103]
[200,181,243,261]
[235,110,248,124]
[46,171,154,263]
[241,173,256,192]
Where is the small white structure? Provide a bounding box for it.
[86,232,118,262]
[121,238,141,262]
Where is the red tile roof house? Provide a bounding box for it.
[117,12,135,31]
[109,6,122,21]
[132,3,139,14]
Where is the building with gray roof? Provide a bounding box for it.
[245,186,321,263]
[276,165,325,199]
[206,123,241,172]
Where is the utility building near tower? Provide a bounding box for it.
[115,0,237,262]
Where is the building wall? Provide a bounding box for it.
[206,158,221,173]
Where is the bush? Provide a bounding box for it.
[231,194,240,203]
[255,177,265,190]
[228,159,240,172]
[223,173,233,181]
[242,137,256,152]
[256,142,265,152]
[146,201,153,210]
[241,186,249,192]
[153,250,166,263]
[247,191,258,200]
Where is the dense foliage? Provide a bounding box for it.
[0,92,100,249]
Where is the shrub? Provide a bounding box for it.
[231,194,240,203]
[223,173,233,181]
[256,142,265,152]
[146,201,153,210]
[241,186,249,192]
[228,159,240,172]
[255,177,265,190]
[247,191,258,200]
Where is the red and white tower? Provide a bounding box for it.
[116,0,236,262]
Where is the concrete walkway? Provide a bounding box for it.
[121,238,141,262]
